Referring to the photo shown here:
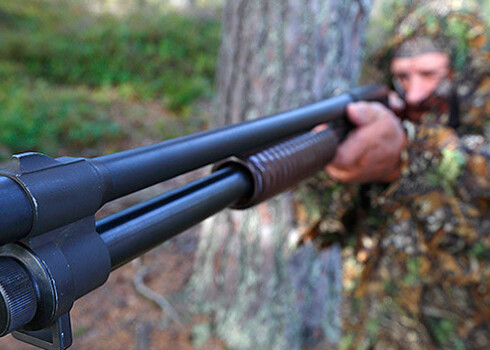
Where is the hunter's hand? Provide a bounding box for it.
[326,101,406,183]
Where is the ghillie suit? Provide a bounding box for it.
[297,6,489,350]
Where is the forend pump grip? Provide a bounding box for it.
[214,128,339,209]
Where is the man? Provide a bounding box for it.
[326,37,460,184]
[321,36,489,349]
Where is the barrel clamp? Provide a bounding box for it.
[0,153,111,350]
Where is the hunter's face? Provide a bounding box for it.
[390,52,450,121]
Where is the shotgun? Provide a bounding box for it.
[0,85,388,349]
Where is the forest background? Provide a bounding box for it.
[1,0,488,160]
[0,0,488,349]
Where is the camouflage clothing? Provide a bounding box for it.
[310,78,489,350]
[340,116,489,349]
[298,33,489,350]
[310,7,490,349]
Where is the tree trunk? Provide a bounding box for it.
[189,1,372,349]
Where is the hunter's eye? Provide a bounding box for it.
[395,73,408,82]
[420,71,438,78]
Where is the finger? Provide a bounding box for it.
[388,91,405,111]
[331,131,365,168]
[328,160,397,184]
[313,123,328,133]
[346,102,390,127]
[325,164,360,183]
[332,121,401,172]
[331,124,378,167]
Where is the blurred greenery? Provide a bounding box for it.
[0,75,121,157]
[0,0,221,159]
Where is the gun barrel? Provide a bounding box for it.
[93,84,387,201]
[0,177,32,242]
[98,166,252,269]
[0,85,388,244]
[93,94,349,201]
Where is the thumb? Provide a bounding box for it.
[388,91,405,111]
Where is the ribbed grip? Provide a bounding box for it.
[0,257,38,336]
[215,129,339,209]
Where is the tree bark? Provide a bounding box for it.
[189,1,372,349]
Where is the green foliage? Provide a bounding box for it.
[470,242,490,260]
[402,257,420,286]
[366,319,380,339]
[424,148,467,195]
[0,76,123,158]
[428,318,458,348]
[191,323,212,348]
[0,0,221,112]
[0,0,220,158]
[338,332,354,350]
